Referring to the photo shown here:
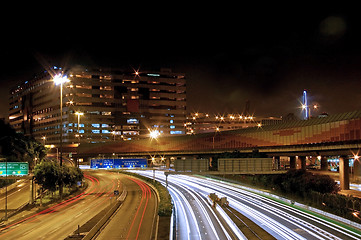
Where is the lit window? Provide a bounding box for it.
[170,131,184,134]
[92,130,100,133]
[170,125,175,129]
[127,119,139,124]
[92,124,100,128]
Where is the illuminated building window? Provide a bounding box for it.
[170,131,184,134]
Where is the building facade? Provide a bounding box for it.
[9,66,186,145]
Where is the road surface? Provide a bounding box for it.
[135,170,238,239]
[95,175,157,240]
[0,170,122,240]
[0,180,31,220]
[135,170,361,240]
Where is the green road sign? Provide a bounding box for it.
[0,162,29,176]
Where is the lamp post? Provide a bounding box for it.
[53,74,70,167]
[54,74,69,200]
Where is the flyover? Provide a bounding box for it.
[78,110,361,190]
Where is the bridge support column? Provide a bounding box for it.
[339,155,350,190]
[274,156,280,170]
[321,156,328,171]
[354,158,361,182]
[298,156,306,170]
[166,158,170,169]
[289,156,296,170]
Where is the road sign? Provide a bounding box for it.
[0,162,29,176]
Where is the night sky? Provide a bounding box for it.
[2,6,361,119]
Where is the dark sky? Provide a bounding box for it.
[2,6,361,119]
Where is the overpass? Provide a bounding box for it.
[78,110,361,190]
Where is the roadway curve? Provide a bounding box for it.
[0,170,122,240]
[95,175,157,240]
[136,170,361,240]
[134,170,237,240]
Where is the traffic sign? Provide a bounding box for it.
[0,162,29,176]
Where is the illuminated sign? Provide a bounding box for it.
[0,162,29,176]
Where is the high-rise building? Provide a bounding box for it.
[9,66,186,145]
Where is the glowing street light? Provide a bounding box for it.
[149,129,160,139]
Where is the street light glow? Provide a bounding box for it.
[53,74,70,85]
[149,130,160,139]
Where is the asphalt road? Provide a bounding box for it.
[0,180,31,219]
[134,170,236,240]
[175,174,361,240]
[135,170,361,240]
[95,175,157,240]
[0,170,122,240]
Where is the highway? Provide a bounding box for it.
[135,170,239,240]
[0,180,31,220]
[135,170,361,240]
[95,175,157,239]
[0,170,122,240]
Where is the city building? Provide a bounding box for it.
[9,66,186,145]
[185,112,282,134]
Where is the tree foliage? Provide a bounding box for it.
[34,161,84,193]
[0,119,47,169]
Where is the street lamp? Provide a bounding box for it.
[53,73,70,167]
[149,129,160,139]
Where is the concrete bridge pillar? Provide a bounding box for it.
[296,156,306,170]
[289,156,296,170]
[339,155,350,190]
[274,156,280,170]
[354,158,361,182]
[321,156,328,171]
[300,156,306,170]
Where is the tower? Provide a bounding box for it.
[302,90,309,120]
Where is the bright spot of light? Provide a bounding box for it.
[53,74,70,85]
[149,130,160,139]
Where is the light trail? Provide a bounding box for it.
[133,170,234,240]
[134,170,361,240]
[125,176,152,240]
[178,174,361,240]
[0,171,121,239]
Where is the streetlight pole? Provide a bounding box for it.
[53,74,69,200]
[53,74,70,167]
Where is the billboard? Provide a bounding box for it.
[0,162,29,176]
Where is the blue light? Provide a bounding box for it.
[302,90,309,120]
